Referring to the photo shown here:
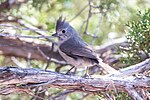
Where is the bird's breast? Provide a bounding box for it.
[58,48,96,67]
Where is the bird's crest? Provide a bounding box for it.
[56,16,69,30]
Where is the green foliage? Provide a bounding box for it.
[97,91,132,100]
[121,9,150,65]
[115,92,132,100]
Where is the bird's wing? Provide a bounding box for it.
[59,37,98,60]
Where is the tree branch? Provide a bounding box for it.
[0,59,149,99]
[0,36,66,65]
[109,58,150,77]
[0,36,127,65]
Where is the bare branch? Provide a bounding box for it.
[0,36,66,65]
[126,87,143,100]
[111,58,150,77]
[0,22,57,45]
[69,4,88,22]
[0,59,149,99]
[83,0,92,34]
[0,36,127,65]
[0,32,53,39]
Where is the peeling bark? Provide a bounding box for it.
[0,59,149,99]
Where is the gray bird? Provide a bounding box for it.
[52,17,118,74]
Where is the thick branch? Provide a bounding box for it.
[109,58,150,77]
[0,36,127,65]
[0,36,65,64]
[0,59,149,99]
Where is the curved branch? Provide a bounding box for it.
[0,36,127,65]
[0,36,65,65]
[109,58,150,77]
[0,59,149,99]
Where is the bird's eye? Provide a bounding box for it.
[62,30,66,33]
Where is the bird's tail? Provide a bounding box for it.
[97,58,120,74]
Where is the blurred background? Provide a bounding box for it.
[0,0,149,99]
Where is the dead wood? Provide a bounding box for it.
[0,58,149,100]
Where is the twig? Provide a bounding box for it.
[0,24,48,33]
[49,90,75,100]
[45,43,55,70]
[126,87,143,100]
[83,0,92,34]
[69,4,88,22]
[0,20,57,45]
[17,19,56,43]
[0,33,53,39]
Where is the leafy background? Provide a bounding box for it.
[0,0,149,99]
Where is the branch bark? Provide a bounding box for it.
[0,36,65,64]
[0,58,149,99]
[0,36,128,65]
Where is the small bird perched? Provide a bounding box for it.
[52,17,118,74]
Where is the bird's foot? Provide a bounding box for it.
[65,71,75,75]
[65,66,76,75]
[82,73,91,78]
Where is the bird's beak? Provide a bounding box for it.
[52,33,58,37]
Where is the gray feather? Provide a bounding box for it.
[59,36,98,63]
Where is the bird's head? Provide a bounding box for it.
[52,16,78,41]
